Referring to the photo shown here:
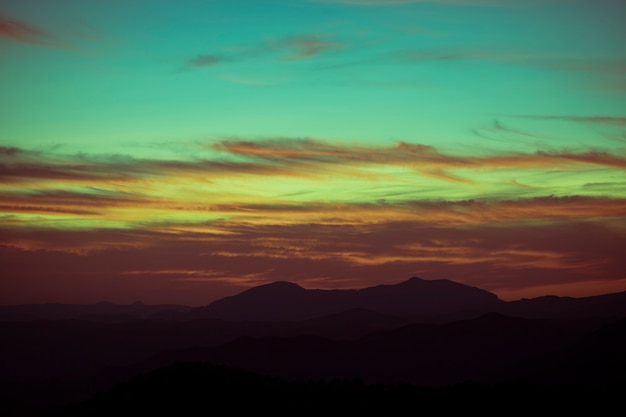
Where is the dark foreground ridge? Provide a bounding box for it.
[2,276,626,416]
[41,361,623,416]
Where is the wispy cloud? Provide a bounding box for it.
[0,15,98,50]
[185,54,227,68]
[3,137,626,191]
[540,59,626,75]
[277,35,345,60]
[472,120,541,143]
[2,138,625,249]
[174,54,230,73]
[2,204,625,304]
[516,115,626,127]
[394,46,626,84]
[0,16,58,47]
[311,0,523,6]
[400,50,493,62]
[214,137,626,178]
[0,146,22,156]
[0,146,307,184]
[181,33,346,71]
[397,48,549,67]
[0,189,155,215]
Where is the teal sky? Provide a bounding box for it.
[3,0,624,151]
[1,0,626,305]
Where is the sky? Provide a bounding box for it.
[1,0,625,306]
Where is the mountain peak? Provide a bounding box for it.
[192,276,502,321]
[266,281,303,288]
[407,276,424,282]
[400,276,428,285]
[244,281,305,295]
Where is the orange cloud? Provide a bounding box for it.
[3,140,625,194]
[2,213,625,305]
[215,137,626,174]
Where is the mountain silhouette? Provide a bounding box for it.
[4,276,626,323]
[191,276,503,321]
[498,291,626,320]
[3,276,626,416]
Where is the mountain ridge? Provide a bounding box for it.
[1,285,623,415]
[189,276,626,322]
[4,276,626,323]
[190,276,503,321]
[98,311,613,388]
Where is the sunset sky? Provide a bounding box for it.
[1,0,625,306]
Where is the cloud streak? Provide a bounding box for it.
[394,46,626,83]
[0,16,58,46]
[278,35,345,60]
[2,137,626,192]
[2,133,626,304]
[2,211,625,305]
[181,33,346,71]
[517,115,626,127]
[0,15,95,50]
[185,54,227,68]
[311,0,534,6]
[214,137,626,177]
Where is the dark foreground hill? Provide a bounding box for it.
[491,316,626,385]
[121,313,617,387]
[4,312,622,416]
[41,362,623,417]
